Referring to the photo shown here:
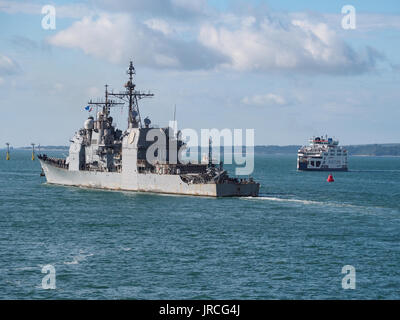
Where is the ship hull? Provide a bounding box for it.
[297,157,348,171]
[297,167,348,172]
[40,160,259,197]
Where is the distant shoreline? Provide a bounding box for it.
[254,144,400,157]
[2,143,399,157]
[350,154,400,157]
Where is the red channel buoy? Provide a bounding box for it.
[327,174,334,182]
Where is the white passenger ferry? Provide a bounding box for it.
[297,136,348,171]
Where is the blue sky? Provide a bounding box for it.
[0,0,399,147]
[210,0,400,13]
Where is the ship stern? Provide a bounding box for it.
[215,182,260,197]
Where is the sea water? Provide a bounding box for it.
[0,151,399,299]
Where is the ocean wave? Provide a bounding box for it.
[64,253,94,265]
[15,266,38,271]
[245,196,324,206]
[243,194,366,209]
[242,195,398,213]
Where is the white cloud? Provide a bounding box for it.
[171,0,207,15]
[144,18,173,35]
[241,16,256,28]
[242,93,288,107]
[0,54,19,75]
[199,15,384,74]
[48,14,133,64]
[0,77,4,85]
[53,83,64,91]
[41,3,387,75]
[48,13,226,69]
[0,0,39,15]
[302,12,400,32]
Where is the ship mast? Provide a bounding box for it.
[87,84,124,119]
[108,61,154,128]
[105,84,108,115]
[85,61,154,128]
[127,62,135,126]
[208,138,213,167]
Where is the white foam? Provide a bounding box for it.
[15,266,37,271]
[64,253,93,265]
[242,195,384,211]
[243,196,323,206]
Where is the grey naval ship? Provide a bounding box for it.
[38,62,260,197]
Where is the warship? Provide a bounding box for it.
[297,136,348,171]
[38,62,260,197]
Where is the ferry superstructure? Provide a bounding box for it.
[297,136,348,171]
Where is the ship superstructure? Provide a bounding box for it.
[38,62,260,197]
[297,136,348,171]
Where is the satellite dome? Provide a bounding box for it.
[144,117,151,127]
[84,118,94,130]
